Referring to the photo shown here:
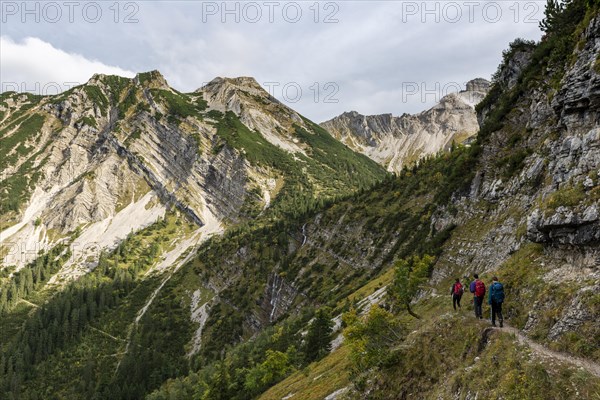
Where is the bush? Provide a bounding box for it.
[343,305,404,371]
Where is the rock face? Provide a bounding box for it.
[0,71,384,277]
[431,15,600,349]
[527,204,600,245]
[547,285,599,340]
[497,45,535,90]
[552,15,600,130]
[320,78,490,172]
[526,128,600,245]
[201,77,307,154]
[0,72,246,272]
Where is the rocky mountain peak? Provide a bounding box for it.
[465,77,491,93]
[197,76,310,152]
[83,70,170,96]
[200,76,272,100]
[3,3,600,399]
[321,78,490,172]
[133,70,171,89]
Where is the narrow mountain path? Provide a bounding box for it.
[489,323,600,378]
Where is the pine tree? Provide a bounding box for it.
[539,0,563,32]
[303,307,333,363]
[389,254,434,318]
[0,289,7,313]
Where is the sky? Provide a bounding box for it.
[1,1,545,122]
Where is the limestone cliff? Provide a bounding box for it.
[321,78,490,172]
[0,71,384,280]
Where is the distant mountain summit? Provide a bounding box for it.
[321,78,490,172]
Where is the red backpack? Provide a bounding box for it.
[475,280,486,297]
[453,283,463,296]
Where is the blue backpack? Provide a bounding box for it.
[491,282,505,303]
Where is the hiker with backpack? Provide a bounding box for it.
[488,276,505,327]
[469,274,485,319]
[450,278,464,310]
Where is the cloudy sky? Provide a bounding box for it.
[1,1,545,122]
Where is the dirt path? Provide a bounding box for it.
[490,323,600,378]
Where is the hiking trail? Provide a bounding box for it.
[489,323,600,378]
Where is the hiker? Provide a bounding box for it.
[488,276,505,327]
[469,274,485,319]
[450,278,463,310]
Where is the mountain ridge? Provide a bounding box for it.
[321,77,490,172]
[0,70,385,280]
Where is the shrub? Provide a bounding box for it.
[343,305,404,371]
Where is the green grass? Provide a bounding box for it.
[550,289,600,361]
[443,319,600,400]
[342,308,600,400]
[210,110,313,217]
[150,89,203,121]
[502,148,533,178]
[0,113,45,170]
[137,71,162,85]
[80,116,97,128]
[294,119,386,190]
[124,129,142,147]
[103,75,131,102]
[0,113,48,213]
[136,101,151,114]
[545,183,587,212]
[259,346,351,400]
[0,91,17,102]
[341,268,394,309]
[83,85,109,116]
[195,96,208,111]
[49,86,79,105]
[209,110,386,218]
[118,87,138,118]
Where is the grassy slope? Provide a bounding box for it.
[0,96,49,215]
[141,141,483,400]
[259,346,351,400]
[266,3,600,398]
[267,252,600,399]
[208,109,386,219]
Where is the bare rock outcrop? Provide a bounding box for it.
[320,78,490,172]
